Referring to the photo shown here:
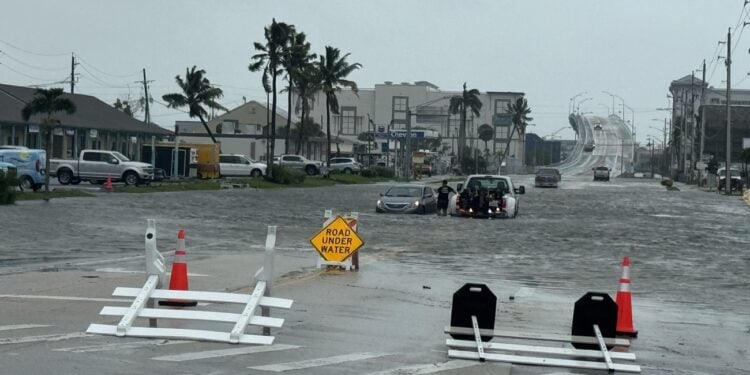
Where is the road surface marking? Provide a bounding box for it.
[56,339,192,353]
[152,344,300,362]
[0,294,128,303]
[365,360,481,374]
[0,324,49,332]
[249,352,390,372]
[0,332,90,345]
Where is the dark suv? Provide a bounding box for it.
[593,166,610,181]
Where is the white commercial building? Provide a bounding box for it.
[292,81,526,173]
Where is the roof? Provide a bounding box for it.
[485,91,525,96]
[0,83,171,135]
[670,75,708,88]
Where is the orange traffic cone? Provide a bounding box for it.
[104,175,113,193]
[159,229,197,307]
[615,256,638,337]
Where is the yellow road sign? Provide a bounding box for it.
[310,216,364,262]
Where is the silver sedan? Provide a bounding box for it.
[375,185,437,214]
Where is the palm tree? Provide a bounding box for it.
[21,88,77,192]
[316,46,362,167]
[499,97,533,171]
[293,64,322,154]
[449,83,482,171]
[162,66,227,145]
[280,28,314,154]
[249,19,293,177]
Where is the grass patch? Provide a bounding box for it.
[116,180,221,193]
[15,189,95,201]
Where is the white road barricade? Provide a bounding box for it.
[87,220,293,345]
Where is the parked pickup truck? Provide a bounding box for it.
[274,154,325,175]
[51,150,154,185]
[448,174,525,218]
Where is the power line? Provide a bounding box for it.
[0,51,68,72]
[75,55,141,79]
[77,62,130,88]
[0,39,70,57]
[0,62,68,83]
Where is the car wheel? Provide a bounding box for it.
[251,169,262,178]
[57,168,73,185]
[343,168,352,174]
[123,171,139,186]
[305,165,318,175]
[20,176,34,191]
[71,177,81,185]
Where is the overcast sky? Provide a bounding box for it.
[1,0,747,142]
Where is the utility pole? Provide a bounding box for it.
[690,71,695,183]
[725,27,732,195]
[699,59,706,186]
[405,109,412,181]
[136,69,154,123]
[70,53,77,94]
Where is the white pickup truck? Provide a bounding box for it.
[51,150,154,185]
[448,174,526,218]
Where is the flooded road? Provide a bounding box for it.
[1,174,749,374]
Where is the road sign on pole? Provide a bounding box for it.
[310,216,364,263]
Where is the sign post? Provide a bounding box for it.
[311,211,363,270]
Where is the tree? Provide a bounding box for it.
[478,123,494,151]
[162,66,227,145]
[293,65,322,154]
[280,28,314,154]
[498,97,533,171]
[449,83,482,172]
[249,19,293,177]
[21,88,77,192]
[289,116,324,152]
[316,46,362,167]
[113,98,134,117]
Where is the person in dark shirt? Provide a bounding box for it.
[436,179,456,216]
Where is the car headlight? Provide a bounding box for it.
[377,200,383,208]
[411,200,420,208]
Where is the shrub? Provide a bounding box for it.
[370,166,395,178]
[0,170,17,205]
[360,168,375,178]
[268,165,306,184]
[661,178,673,187]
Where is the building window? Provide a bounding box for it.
[496,126,510,140]
[392,96,408,124]
[340,107,357,135]
[495,99,510,114]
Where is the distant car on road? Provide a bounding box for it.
[535,168,561,188]
[328,157,362,174]
[51,150,154,186]
[583,142,596,152]
[593,166,611,181]
[376,184,437,214]
[219,154,266,177]
[594,123,602,130]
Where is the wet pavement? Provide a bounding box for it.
[1,171,749,374]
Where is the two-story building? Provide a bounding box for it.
[669,75,750,181]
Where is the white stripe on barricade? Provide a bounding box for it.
[87,222,293,345]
